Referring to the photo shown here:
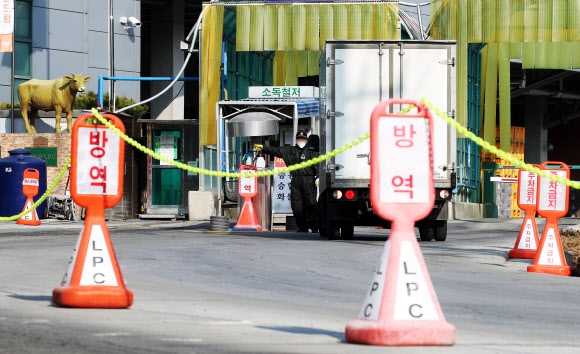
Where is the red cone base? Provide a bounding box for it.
[346,319,456,346]
[527,264,571,276]
[508,248,536,259]
[17,197,40,226]
[233,197,262,231]
[52,286,133,308]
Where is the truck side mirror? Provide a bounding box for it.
[308,134,320,152]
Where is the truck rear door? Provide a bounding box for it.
[327,44,389,187]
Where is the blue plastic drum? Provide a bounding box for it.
[0,148,47,218]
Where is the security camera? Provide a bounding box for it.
[119,16,128,26]
[128,16,142,27]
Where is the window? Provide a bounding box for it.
[14,0,31,103]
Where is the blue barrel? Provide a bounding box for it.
[0,149,47,218]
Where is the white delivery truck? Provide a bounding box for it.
[318,40,457,241]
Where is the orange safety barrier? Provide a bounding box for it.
[345,99,455,346]
[52,113,134,308]
[528,162,571,276]
[508,166,540,259]
[17,168,41,226]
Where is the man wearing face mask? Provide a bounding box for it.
[255,130,319,233]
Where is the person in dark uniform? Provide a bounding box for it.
[255,131,319,233]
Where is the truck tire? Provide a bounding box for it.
[340,225,354,240]
[434,220,447,241]
[328,223,340,240]
[418,221,435,241]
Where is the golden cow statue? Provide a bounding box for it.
[17,73,91,133]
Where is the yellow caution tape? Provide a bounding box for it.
[421,99,580,189]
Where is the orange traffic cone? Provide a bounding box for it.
[345,229,456,346]
[233,197,262,231]
[52,212,133,308]
[527,162,571,276]
[509,167,539,259]
[527,220,571,276]
[508,213,539,259]
[17,197,40,226]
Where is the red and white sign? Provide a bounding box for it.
[537,228,562,266]
[370,100,434,222]
[0,0,13,52]
[517,169,538,207]
[272,157,292,214]
[537,162,569,217]
[378,118,430,204]
[238,165,257,199]
[75,128,120,195]
[22,168,39,197]
[71,113,126,209]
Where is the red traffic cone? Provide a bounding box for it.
[345,230,456,346]
[527,162,571,276]
[52,214,133,308]
[17,197,41,226]
[233,197,262,231]
[508,214,539,259]
[347,99,455,346]
[509,167,540,259]
[527,220,571,276]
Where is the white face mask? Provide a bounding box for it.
[296,140,307,148]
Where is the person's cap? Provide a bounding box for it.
[296,130,308,139]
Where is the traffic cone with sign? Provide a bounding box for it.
[233,165,262,231]
[508,167,540,259]
[527,162,571,276]
[17,168,41,226]
[52,112,133,308]
[52,212,133,308]
[345,100,455,346]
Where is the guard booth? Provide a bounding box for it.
[216,86,319,229]
[139,120,199,218]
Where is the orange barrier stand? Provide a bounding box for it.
[17,168,41,226]
[527,161,571,276]
[345,99,455,346]
[508,166,540,259]
[233,165,262,231]
[52,113,134,308]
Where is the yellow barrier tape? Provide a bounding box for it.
[91,108,371,178]
[0,157,72,222]
[422,99,580,189]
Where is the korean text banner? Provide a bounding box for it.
[0,0,13,52]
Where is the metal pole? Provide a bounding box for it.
[109,0,115,111]
[416,5,425,40]
[10,30,14,133]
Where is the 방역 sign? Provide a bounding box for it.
[370,100,435,222]
[71,113,125,209]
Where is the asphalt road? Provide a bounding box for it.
[0,218,579,353]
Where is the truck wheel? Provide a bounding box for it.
[328,223,340,240]
[340,225,354,240]
[418,221,435,241]
[434,220,447,241]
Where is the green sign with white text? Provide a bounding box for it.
[25,147,58,167]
